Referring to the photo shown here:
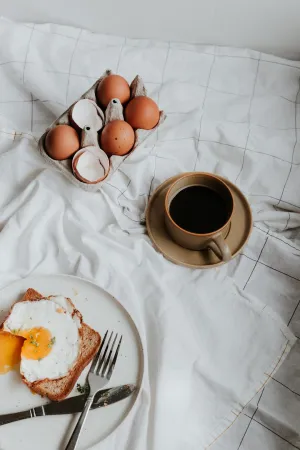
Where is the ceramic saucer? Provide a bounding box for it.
[146,173,252,269]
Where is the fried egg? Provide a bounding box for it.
[2,296,81,382]
[0,331,23,374]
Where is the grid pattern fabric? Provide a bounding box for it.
[0,18,299,450]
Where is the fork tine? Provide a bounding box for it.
[90,330,108,374]
[106,335,122,380]
[100,333,118,376]
[97,331,113,374]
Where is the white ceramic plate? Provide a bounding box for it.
[0,275,144,450]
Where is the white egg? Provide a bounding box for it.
[3,297,81,382]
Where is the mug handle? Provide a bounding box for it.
[207,234,231,262]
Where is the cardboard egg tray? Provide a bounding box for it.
[38,69,166,191]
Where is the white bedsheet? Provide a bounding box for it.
[0,19,300,450]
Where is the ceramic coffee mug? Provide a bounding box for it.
[164,173,234,261]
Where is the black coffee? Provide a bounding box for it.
[169,185,229,234]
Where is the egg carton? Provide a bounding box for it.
[38,70,166,191]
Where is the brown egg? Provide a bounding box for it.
[100,120,135,156]
[45,125,80,160]
[97,75,130,108]
[125,96,160,130]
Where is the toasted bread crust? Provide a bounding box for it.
[23,288,44,301]
[1,288,101,401]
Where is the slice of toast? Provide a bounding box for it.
[2,288,101,401]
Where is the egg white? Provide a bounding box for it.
[3,298,81,382]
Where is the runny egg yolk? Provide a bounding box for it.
[0,327,54,374]
[0,331,24,374]
[18,328,53,361]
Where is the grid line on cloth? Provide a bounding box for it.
[241,253,256,262]
[158,123,300,132]
[65,29,82,105]
[148,152,158,200]
[235,129,250,184]
[30,94,33,132]
[271,376,300,398]
[116,37,126,74]
[288,298,300,326]
[249,194,300,210]
[278,199,300,209]
[243,235,269,290]
[235,55,260,185]
[258,261,300,283]
[156,41,170,142]
[22,24,35,84]
[112,177,145,224]
[193,54,216,170]
[236,338,292,449]
[244,414,300,449]
[0,60,26,66]
[245,228,300,279]
[268,233,300,251]
[64,72,95,80]
[242,251,300,283]
[29,27,78,41]
[237,388,265,449]
[284,212,291,231]
[197,139,293,164]
[29,26,126,48]
[276,79,300,206]
[259,59,300,70]
[282,211,291,231]
[22,25,35,133]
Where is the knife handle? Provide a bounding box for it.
[0,405,45,426]
[0,410,31,426]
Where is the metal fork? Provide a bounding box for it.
[65,330,122,450]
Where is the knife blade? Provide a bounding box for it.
[0,384,136,426]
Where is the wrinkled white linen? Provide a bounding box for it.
[0,19,299,450]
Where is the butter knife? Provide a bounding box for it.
[0,384,136,426]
